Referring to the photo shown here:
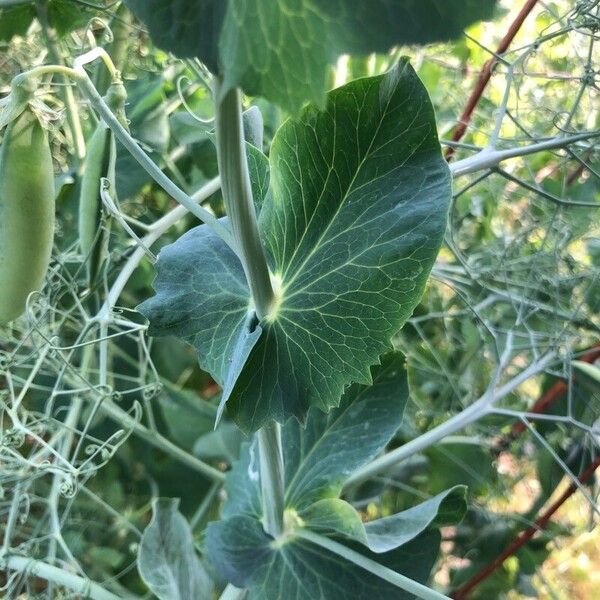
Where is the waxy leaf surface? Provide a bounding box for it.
[139,62,451,431]
[126,0,496,111]
[206,353,466,598]
[138,499,213,600]
[207,519,441,600]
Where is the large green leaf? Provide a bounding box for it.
[207,517,441,600]
[222,351,409,519]
[138,499,213,600]
[139,62,451,432]
[126,0,496,112]
[124,0,225,72]
[219,0,497,111]
[205,352,467,598]
[231,60,451,430]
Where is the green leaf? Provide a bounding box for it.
[231,60,451,430]
[139,62,451,432]
[194,421,244,464]
[125,0,225,72]
[155,381,216,451]
[221,351,408,519]
[0,7,34,42]
[205,352,461,597]
[362,486,466,552]
[425,441,497,496]
[219,0,497,112]
[206,515,441,600]
[573,360,600,384]
[300,486,466,554]
[0,0,91,42]
[300,498,369,544]
[138,498,213,600]
[126,0,496,112]
[283,351,409,508]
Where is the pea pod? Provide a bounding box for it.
[0,108,55,325]
[78,81,125,284]
[78,122,113,283]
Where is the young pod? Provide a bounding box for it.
[78,122,113,283]
[0,107,55,324]
[78,81,125,284]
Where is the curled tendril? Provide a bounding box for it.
[176,75,215,126]
[0,352,12,372]
[1,429,25,448]
[83,17,114,48]
[142,383,162,400]
[59,475,78,498]
[85,444,112,462]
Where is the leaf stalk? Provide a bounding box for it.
[214,81,275,320]
[257,421,286,537]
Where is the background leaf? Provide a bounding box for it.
[126,0,496,112]
[125,0,225,72]
[138,498,213,600]
[220,0,497,111]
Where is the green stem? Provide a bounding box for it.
[257,422,285,537]
[75,71,236,250]
[94,4,132,95]
[214,81,274,319]
[1,554,130,600]
[213,82,284,538]
[99,397,226,483]
[296,530,451,600]
[219,584,247,600]
[344,351,556,489]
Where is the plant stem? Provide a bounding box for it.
[214,81,274,319]
[94,4,133,95]
[99,397,226,483]
[450,129,600,177]
[257,422,285,537]
[97,176,221,317]
[74,70,236,248]
[219,584,247,600]
[213,82,283,537]
[296,530,451,600]
[36,0,86,162]
[1,554,129,600]
[345,352,556,488]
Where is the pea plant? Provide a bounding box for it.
[1,1,599,599]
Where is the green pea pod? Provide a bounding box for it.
[78,122,112,284]
[78,81,125,284]
[0,108,55,324]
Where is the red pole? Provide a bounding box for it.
[445,0,540,160]
[452,456,600,599]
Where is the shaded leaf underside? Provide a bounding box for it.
[126,0,496,112]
